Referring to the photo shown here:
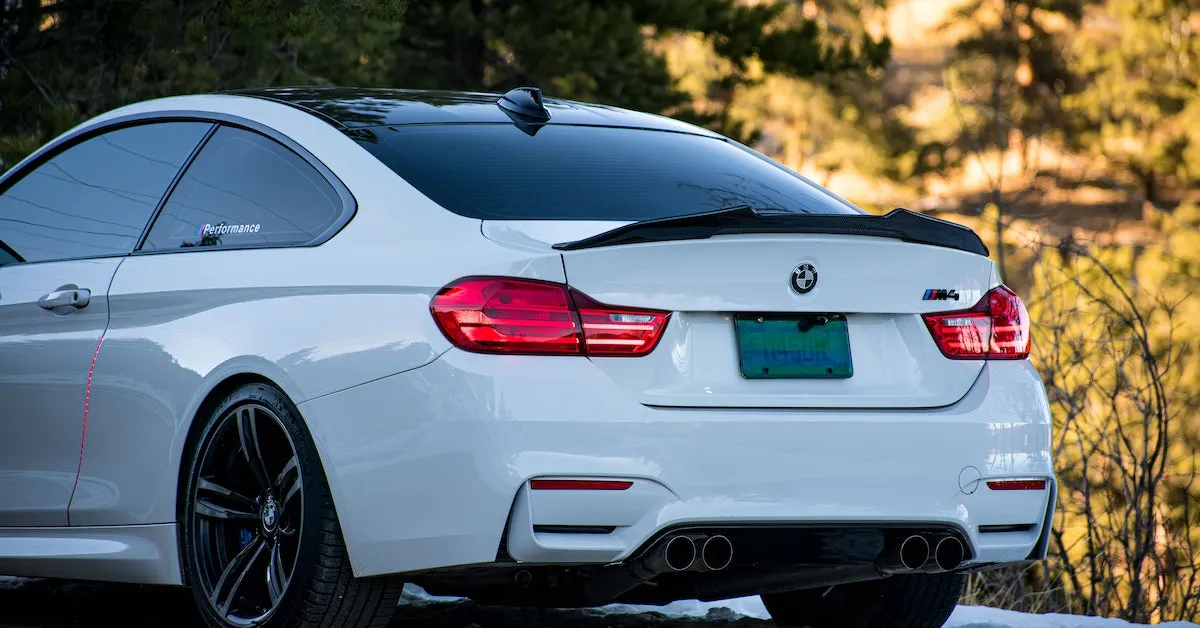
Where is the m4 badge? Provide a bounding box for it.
[923,289,960,301]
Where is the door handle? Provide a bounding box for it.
[38,288,91,310]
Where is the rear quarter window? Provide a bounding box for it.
[351,123,863,221]
[142,126,344,251]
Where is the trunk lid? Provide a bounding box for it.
[483,220,999,409]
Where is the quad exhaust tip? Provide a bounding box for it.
[663,535,697,572]
[700,535,734,572]
[935,536,965,571]
[899,535,931,570]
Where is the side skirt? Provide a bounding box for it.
[0,523,181,585]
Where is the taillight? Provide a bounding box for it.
[922,285,1030,359]
[430,277,669,357]
[571,290,671,356]
[430,277,581,355]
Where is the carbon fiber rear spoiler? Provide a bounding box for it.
[552,206,989,256]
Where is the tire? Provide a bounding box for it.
[179,382,404,628]
[761,572,965,628]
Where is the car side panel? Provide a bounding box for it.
[71,97,568,527]
[0,258,120,527]
[71,250,442,525]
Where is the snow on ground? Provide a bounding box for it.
[0,576,31,590]
[403,585,1200,627]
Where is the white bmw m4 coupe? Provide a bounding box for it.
[0,86,1055,628]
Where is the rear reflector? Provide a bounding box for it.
[529,479,634,491]
[430,277,669,356]
[986,479,1047,491]
[922,285,1030,360]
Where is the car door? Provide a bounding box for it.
[0,120,213,527]
[69,124,359,526]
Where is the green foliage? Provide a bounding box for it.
[0,0,406,169]
[936,0,1084,168]
[386,0,890,142]
[0,0,889,171]
[1064,0,1200,202]
[649,1,911,183]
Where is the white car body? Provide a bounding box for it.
[0,88,1055,616]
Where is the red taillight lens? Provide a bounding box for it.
[430,277,582,355]
[430,277,669,357]
[922,285,1030,360]
[571,290,671,357]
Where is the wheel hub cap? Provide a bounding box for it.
[261,496,279,532]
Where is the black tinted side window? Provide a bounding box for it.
[143,126,343,251]
[0,122,212,264]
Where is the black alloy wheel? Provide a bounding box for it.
[190,402,301,625]
[180,383,403,628]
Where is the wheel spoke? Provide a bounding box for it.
[196,478,258,521]
[199,478,257,508]
[266,539,289,606]
[275,456,297,487]
[210,535,266,616]
[236,406,271,492]
[196,500,258,521]
[278,461,301,508]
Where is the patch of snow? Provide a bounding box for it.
[0,576,32,590]
[402,585,1200,627]
[946,605,1198,628]
[589,596,771,621]
[4,579,1195,627]
[401,584,460,604]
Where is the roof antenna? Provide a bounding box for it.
[497,87,551,135]
[498,87,551,121]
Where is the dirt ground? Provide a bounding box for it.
[0,579,769,628]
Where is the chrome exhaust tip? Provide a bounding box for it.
[662,535,698,572]
[934,537,965,571]
[700,534,734,571]
[899,535,930,570]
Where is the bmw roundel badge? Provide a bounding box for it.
[791,263,818,294]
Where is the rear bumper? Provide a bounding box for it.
[298,351,1055,578]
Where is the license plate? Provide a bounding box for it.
[734,313,853,379]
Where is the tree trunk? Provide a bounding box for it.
[1142,171,1157,205]
[991,0,1009,280]
[457,0,488,88]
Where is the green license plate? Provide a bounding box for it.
[735,313,853,379]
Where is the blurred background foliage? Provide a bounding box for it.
[3,0,1200,621]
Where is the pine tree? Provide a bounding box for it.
[1,0,889,171]
[662,0,912,189]
[0,0,407,169]
[1065,0,1200,204]
[385,0,890,140]
[934,0,1084,275]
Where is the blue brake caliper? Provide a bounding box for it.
[238,528,254,550]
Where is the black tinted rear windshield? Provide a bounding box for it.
[352,124,863,220]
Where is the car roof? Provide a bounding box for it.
[224,86,720,137]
